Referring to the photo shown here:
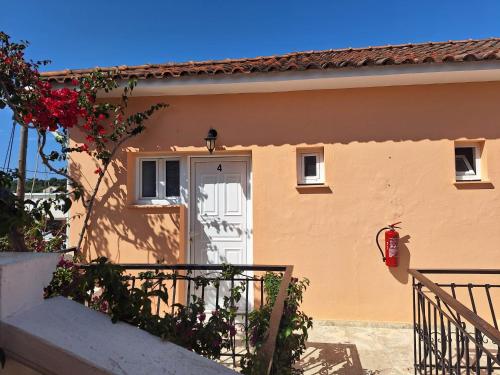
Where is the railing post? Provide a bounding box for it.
[412,276,418,375]
[258,265,293,375]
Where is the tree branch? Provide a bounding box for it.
[76,132,135,251]
[0,79,28,126]
[37,130,88,208]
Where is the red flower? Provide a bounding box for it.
[97,113,106,121]
[23,113,33,124]
[94,168,103,175]
[78,144,89,152]
[24,84,82,130]
[71,79,79,86]
[86,135,95,143]
[57,257,74,269]
[99,300,109,313]
[229,325,237,337]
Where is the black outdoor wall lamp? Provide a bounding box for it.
[205,128,218,154]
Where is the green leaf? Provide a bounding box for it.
[48,151,59,161]
[62,197,72,213]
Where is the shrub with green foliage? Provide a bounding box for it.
[240,273,313,375]
[45,258,313,373]
[45,257,241,361]
[0,170,67,252]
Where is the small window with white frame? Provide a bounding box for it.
[297,149,324,185]
[455,143,482,181]
[138,157,182,203]
[140,159,158,198]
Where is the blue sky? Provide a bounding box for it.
[1,0,500,178]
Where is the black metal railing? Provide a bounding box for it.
[411,269,500,374]
[113,263,293,374]
[53,246,78,254]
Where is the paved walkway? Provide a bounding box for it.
[298,321,414,375]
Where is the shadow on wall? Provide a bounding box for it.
[67,82,500,264]
[71,150,250,264]
[390,234,411,285]
[297,342,364,375]
[70,155,181,264]
[119,83,500,150]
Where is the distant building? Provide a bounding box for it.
[27,191,66,221]
[41,186,59,194]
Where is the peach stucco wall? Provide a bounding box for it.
[69,81,500,323]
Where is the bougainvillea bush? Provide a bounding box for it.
[45,258,313,373]
[45,258,241,361]
[0,31,166,252]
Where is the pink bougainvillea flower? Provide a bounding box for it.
[96,125,106,135]
[78,144,89,152]
[57,257,74,269]
[99,300,109,313]
[22,113,33,124]
[86,93,95,103]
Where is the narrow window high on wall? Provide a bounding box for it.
[297,148,324,185]
[455,143,482,181]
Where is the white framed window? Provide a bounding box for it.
[139,159,159,198]
[297,149,324,185]
[137,157,183,204]
[455,143,482,181]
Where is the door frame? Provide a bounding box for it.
[187,155,253,266]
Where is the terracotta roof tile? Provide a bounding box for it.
[42,38,500,83]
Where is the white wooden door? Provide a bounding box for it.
[191,157,249,265]
[190,157,250,310]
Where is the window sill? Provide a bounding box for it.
[126,204,185,209]
[454,180,494,189]
[295,184,332,194]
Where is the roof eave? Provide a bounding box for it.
[83,60,500,97]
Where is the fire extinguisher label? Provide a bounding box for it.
[389,238,398,257]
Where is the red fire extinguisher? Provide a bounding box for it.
[376,222,401,267]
